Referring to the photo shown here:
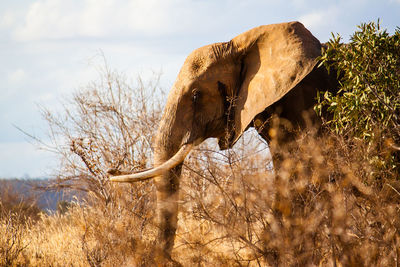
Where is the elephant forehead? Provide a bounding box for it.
[184,43,231,78]
[189,54,207,74]
[184,47,211,75]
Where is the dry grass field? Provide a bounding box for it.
[1,126,400,266]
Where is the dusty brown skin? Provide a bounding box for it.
[111,22,337,261]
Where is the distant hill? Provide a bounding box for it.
[0,178,85,213]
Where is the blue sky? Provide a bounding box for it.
[1,0,399,178]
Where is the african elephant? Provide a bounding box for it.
[110,21,337,261]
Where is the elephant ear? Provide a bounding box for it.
[230,21,321,145]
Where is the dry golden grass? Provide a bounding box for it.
[1,188,158,266]
[2,126,400,266]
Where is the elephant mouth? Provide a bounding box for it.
[218,137,231,150]
[217,129,237,150]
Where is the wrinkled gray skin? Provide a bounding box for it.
[115,22,337,262]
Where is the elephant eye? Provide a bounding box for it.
[192,88,200,103]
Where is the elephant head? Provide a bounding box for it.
[110,22,322,259]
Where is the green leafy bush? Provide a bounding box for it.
[317,21,400,171]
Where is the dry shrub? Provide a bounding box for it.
[175,119,400,266]
[38,59,164,205]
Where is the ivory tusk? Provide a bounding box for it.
[110,144,193,183]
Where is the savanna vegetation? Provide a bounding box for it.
[1,21,399,266]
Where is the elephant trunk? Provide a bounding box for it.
[152,131,187,260]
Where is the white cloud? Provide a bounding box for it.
[12,0,194,41]
[15,0,86,40]
[0,10,16,29]
[297,8,339,40]
[298,11,325,29]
